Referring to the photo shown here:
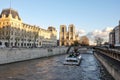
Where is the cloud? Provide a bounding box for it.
[76,29,85,36]
[79,29,85,34]
[102,27,113,32]
[87,27,113,45]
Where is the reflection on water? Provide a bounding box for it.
[0,53,114,80]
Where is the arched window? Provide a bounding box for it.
[70,27,73,32]
[5,42,8,47]
[62,42,64,46]
[62,27,64,32]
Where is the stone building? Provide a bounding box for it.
[0,8,57,47]
[109,29,115,46]
[114,21,120,47]
[109,21,120,47]
[59,24,80,46]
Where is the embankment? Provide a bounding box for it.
[94,52,120,80]
[0,47,68,64]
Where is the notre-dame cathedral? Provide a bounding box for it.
[59,24,80,46]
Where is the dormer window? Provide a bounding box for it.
[15,16,18,19]
[0,8,21,20]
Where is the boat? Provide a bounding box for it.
[63,53,82,66]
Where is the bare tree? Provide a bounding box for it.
[80,36,89,46]
[15,37,20,47]
[72,40,80,46]
[33,32,38,48]
[27,31,32,48]
[94,37,104,46]
[6,26,11,47]
[21,33,25,47]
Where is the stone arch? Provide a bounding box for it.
[5,42,8,47]
[62,42,64,46]
[0,42,2,45]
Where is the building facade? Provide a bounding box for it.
[59,24,80,46]
[0,8,57,47]
[109,21,120,47]
[109,29,115,46]
[114,25,120,46]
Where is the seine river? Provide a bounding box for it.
[0,53,114,80]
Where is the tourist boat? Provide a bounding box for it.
[63,53,82,66]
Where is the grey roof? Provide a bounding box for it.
[0,8,21,20]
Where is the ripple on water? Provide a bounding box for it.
[0,53,114,80]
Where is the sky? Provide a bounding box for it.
[0,0,120,45]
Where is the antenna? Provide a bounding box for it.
[10,0,11,14]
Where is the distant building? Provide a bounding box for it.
[114,21,120,47]
[59,24,80,46]
[109,21,120,47]
[109,29,115,46]
[0,8,57,47]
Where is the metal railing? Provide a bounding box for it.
[94,47,120,62]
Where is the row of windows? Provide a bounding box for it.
[0,37,39,42]
[61,37,73,39]
[61,27,73,32]
[0,26,38,33]
[0,31,13,35]
[0,22,21,26]
[0,41,40,47]
[10,42,39,47]
[0,24,43,33]
[0,31,39,37]
[0,28,52,39]
[0,26,56,38]
[0,26,56,43]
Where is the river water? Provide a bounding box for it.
[0,53,114,80]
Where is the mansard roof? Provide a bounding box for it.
[0,8,21,20]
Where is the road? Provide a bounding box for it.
[0,52,114,80]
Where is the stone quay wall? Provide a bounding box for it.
[0,47,68,64]
[94,52,120,80]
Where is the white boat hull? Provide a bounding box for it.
[63,55,82,65]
